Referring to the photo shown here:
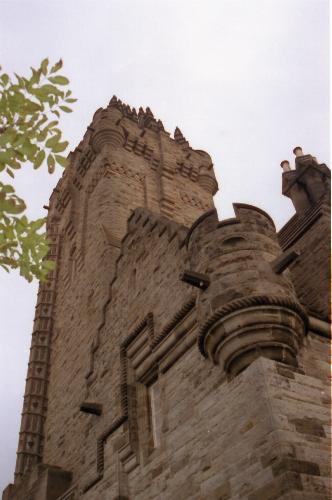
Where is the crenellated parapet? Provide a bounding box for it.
[46,95,218,238]
[185,204,308,376]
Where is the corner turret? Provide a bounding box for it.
[185,205,307,377]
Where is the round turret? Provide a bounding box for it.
[90,108,125,153]
[187,204,307,376]
[195,151,218,195]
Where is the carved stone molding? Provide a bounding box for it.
[176,160,199,181]
[55,188,71,215]
[198,173,218,195]
[104,160,145,184]
[85,160,144,197]
[90,122,125,153]
[180,191,211,211]
[123,133,154,161]
[198,165,218,195]
[198,295,308,377]
[76,145,96,178]
[81,298,196,494]
[15,224,61,481]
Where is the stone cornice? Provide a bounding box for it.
[198,294,308,358]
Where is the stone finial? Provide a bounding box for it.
[136,106,162,131]
[106,98,166,131]
[293,146,304,157]
[137,107,145,129]
[174,127,190,148]
[109,95,118,106]
[145,107,154,118]
[157,119,164,131]
[280,160,291,172]
[174,127,185,141]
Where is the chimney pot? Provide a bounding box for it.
[293,146,303,157]
[280,160,291,172]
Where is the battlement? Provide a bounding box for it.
[66,94,212,161]
[48,96,218,233]
[185,204,307,376]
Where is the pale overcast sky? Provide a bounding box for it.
[0,0,329,491]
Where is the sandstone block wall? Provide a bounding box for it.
[78,338,330,500]
[13,97,217,482]
[278,200,330,321]
[4,101,330,500]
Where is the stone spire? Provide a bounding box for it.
[174,127,189,148]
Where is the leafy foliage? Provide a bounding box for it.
[0,59,76,281]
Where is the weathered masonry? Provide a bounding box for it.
[3,98,331,500]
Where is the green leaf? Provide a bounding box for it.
[37,129,48,141]
[42,260,55,271]
[33,150,45,169]
[34,114,48,129]
[7,157,22,169]
[0,194,25,213]
[0,129,17,146]
[20,140,37,160]
[29,67,41,86]
[37,84,62,96]
[14,74,25,87]
[48,75,69,85]
[8,92,25,109]
[52,141,68,153]
[40,58,49,75]
[54,154,69,167]
[1,74,9,86]
[45,120,58,130]
[0,184,15,194]
[59,105,72,113]
[30,218,45,231]
[0,59,76,282]
[24,101,41,113]
[47,153,55,173]
[50,59,63,74]
[0,150,12,164]
[45,133,60,149]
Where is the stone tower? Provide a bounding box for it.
[3,100,331,500]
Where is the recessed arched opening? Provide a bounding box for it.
[222,236,247,247]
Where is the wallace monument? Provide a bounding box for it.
[3,96,331,499]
